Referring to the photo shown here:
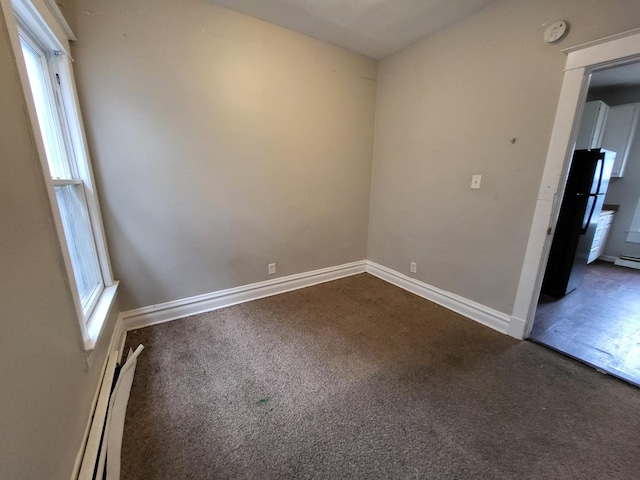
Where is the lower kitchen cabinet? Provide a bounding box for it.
[588,210,616,263]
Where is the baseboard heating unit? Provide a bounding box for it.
[77,345,143,480]
[614,256,640,270]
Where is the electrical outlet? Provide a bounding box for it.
[268,263,276,275]
[410,262,417,273]
[471,174,482,189]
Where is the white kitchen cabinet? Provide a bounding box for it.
[576,100,609,150]
[588,210,615,263]
[601,103,640,177]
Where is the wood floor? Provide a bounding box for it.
[530,260,640,386]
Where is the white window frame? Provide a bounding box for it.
[627,198,640,244]
[5,0,118,351]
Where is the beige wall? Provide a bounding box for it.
[369,0,640,314]
[0,2,119,479]
[56,0,76,32]
[72,0,378,311]
[589,86,640,260]
[64,0,640,317]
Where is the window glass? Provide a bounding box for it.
[19,36,71,179]
[55,184,103,311]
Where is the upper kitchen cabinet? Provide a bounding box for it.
[576,101,610,150]
[601,103,640,177]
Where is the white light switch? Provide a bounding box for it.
[471,175,482,189]
[410,262,417,273]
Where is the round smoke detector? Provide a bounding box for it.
[544,20,569,44]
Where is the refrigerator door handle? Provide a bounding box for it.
[594,157,604,194]
[581,194,598,234]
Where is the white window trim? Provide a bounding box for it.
[627,198,640,244]
[5,0,118,352]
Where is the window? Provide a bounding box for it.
[11,0,117,350]
[20,33,104,318]
[628,198,640,244]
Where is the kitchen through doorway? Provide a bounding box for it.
[528,60,640,386]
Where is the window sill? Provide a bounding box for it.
[84,281,119,352]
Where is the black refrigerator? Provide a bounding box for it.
[541,149,615,298]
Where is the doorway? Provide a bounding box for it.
[512,28,640,384]
[528,60,640,386]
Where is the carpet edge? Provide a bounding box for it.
[365,261,515,337]
[120,260,368,332]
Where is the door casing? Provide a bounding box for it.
[510,28,640,340]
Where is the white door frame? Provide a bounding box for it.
[510,27,640,340]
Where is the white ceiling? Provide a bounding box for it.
[209,0,499,59]
[590,62,640,89]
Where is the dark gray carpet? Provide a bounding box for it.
[122,273,640,479]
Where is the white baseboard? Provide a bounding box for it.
[507,316,527,340]
[365,261,514,337]
[120,260,368,332]
[120,259,517,339]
